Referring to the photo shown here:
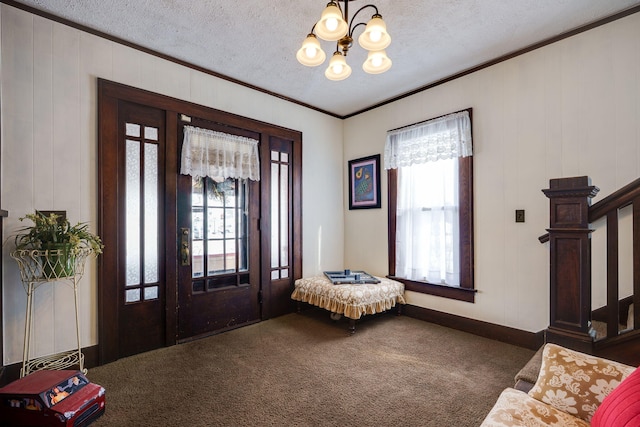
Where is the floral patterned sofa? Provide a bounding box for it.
[480,343,640,427]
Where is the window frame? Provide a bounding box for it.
[386,112,475,303]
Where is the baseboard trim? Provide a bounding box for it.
[0,344,99,386]
[403,304,544,350]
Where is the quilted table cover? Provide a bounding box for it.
[291,275,405,320]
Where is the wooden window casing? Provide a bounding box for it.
[387,136,475,303]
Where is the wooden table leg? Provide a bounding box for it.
[348,318,356,335]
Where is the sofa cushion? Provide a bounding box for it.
[528,343,636,422]
[480,387,590,427]
[591,365,640,427]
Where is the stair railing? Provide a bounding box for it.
[541,176,640,352]
[588,177,640,343]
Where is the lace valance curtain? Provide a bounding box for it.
[180,125,260,181]
[384,110,472,169]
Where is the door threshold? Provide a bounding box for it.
[177,319,261,344]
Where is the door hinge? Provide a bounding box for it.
[258,290,263,304]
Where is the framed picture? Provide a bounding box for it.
[37,210,67,222]
[348,154,381,209]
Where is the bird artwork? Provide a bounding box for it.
[354,166,373,202]
[349,155,380,209]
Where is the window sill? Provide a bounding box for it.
[387,276,476,303]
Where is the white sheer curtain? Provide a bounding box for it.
[385,111,472,286]
[180,125,260,181]
[384,110,472,168]
[395,159,460,285]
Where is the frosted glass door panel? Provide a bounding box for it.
[124,123,160,303]
[144,143,159,283]
[126,139,141,287]
[270,150,290,280]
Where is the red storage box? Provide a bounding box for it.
[0,370,105,427]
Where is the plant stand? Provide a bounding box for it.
[11,248,93,378]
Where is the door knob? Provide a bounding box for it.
[180,228,190,266]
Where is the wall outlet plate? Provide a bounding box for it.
[515,209,525,223]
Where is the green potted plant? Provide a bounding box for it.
[13,211,103,277]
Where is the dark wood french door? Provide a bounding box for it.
[104,100,168,359]
[176,119,261,340]
[262,135,302,319]
[98,79,302,364]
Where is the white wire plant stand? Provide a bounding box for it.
[11,248,93,377]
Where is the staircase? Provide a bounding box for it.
[591,302,633,340]
[541,176,640,366]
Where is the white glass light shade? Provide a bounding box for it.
[358,16,391,51]
[325,52,352,81]
[296,34,326,67]
[315,3,348,41]
[362,50,392,74]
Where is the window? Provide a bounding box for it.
[386,109,475,302]
[190,176,248,285]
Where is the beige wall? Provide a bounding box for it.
[0,4,344,365]
[344,12,640,333]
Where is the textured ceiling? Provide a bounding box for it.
[10,0,640,117]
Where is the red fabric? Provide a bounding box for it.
[591,366,640,427]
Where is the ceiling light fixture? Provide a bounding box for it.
[297,1,392,81]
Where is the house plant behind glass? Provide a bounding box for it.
[14,211,103,278]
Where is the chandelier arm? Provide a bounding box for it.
[347,4,380,35]
[349,22,367,39]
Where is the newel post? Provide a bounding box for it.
[542,176,599,352]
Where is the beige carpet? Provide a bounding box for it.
[87,309,534,426]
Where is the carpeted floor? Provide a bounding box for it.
[87,309,535,426]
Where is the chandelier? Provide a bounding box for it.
[296,1,392,81]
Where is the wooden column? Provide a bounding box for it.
[542,176,599,352]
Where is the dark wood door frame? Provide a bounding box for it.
[98,78,302,364]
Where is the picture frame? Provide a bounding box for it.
[37,210,67,223]
[348,154,381,209]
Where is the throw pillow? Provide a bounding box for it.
[528,343,636,422]
[591,366,640,427]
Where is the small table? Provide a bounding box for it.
[291,275,405,333]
